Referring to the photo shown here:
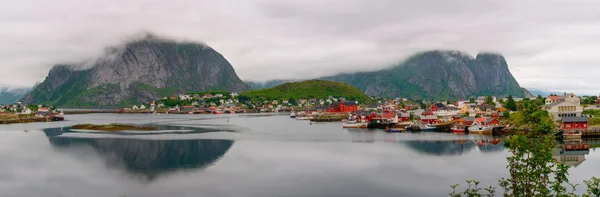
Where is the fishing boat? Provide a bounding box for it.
[563,130,583,139]
[451,126,465,134]
[420,124,437,131]
[290,112,296,118]
[296,116,313,120]
[468,122,493,134]
[213,110,223,114]
[386,127,405,133]
[343,120,368,128]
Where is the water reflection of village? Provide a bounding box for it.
[347,129,505,155]
[552,139,600,167]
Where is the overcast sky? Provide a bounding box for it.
[1,0,600,94]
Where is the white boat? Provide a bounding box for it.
[469,122,493,134]
[563,130,582,139]
[421,124,437,130]
[290,112,296,118]
[296,116,312,120]
[343,120,368,128]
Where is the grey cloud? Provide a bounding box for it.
[1,0,600,94]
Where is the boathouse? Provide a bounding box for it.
[419,115,438,124]
[561,117,588,130]
[327,101,359,113]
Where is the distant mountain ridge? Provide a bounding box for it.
[249,50,532,100]
[0,87,31,104]
[21,34,250,106]
[246,80,295,90]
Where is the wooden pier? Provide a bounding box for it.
[583,128,600,138]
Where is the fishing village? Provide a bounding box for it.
[3,89,600,160]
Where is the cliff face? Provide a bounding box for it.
[323,50,531,99]
[21,36,250,106]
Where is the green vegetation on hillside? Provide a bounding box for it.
[240,80,371,103]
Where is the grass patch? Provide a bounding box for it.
[72,123,157,132]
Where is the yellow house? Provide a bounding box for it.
[460,105,470,114]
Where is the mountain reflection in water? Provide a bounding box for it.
[42,127,233,181]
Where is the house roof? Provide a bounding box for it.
[433,103,446,108]
[476,117,487,123]
[476,104,496,111]
[343,101,357,106]
[463,117,476,122]
[383,113,396,119]
[397,112,410,117]
[420,115,438,120]
[332,101,358,106]
[352,110,375,116]
[484,118,498,124]
[562,117,588,123]
[547,96,561,101]
[441,106,460,111]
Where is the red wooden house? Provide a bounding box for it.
[419,115,438,124]
[430,103,445,112]
[327,101,359,113]
[562,117,588,130]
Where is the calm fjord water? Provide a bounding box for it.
[1,114,599,197]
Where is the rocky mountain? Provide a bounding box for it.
[21,35,250,106]
[320,50,532,100]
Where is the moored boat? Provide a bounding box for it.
[386,128,405,133]
[563,130,582,139]
[421,124,437,131]
[343,122,368,128]
[213,110,223,114]
[468,122,493,134]
[451,126,465,134]
[290,112,296,118]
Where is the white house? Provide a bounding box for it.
[19,108,32,115]
[545,101,583,120]
[215,94,224,98]
[546,93,580,106]
[179,94,192,100]
[230,92,238,97]
[564,93,581,105]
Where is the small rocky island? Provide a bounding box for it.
[71,123,157,131]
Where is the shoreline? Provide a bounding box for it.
[0,116,62,125]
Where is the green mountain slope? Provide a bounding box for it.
[241,80,371,103]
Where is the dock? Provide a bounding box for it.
[583,128,600,138]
